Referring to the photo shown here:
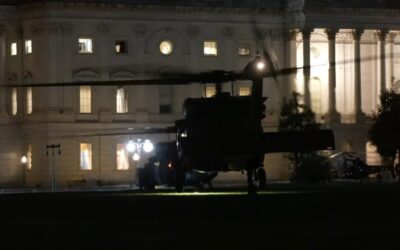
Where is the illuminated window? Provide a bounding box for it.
[159,40,173,55]
[239,86,251,96]
[25,40,32,54]
[238,42,251,56]
[80,86,91,113]
[27,144,32,170]
[116,87,128,113]
[78,38,93,54]
[205,84,216,98]
[116,144,129,170]
[26,87,32,114]
[11,42,17,56]
[11,88,17,115]
[115,40,128,54]
[80,143,92,170]
[204,40,217,56]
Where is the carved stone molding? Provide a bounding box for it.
[352,29,364,41]
[387,32,397,43]
[222,27,234,39]
[283,29,298,41]
[325,28,339,40]
[30,23,74,36]
[186,25,199,39]
[377,29,388,42]
[0,25,7,37]
[134,24,146,37]
[301,28,313,40]
[97,23,110,35]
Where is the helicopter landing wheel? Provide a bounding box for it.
[174,163,185,193]
[247,167,257,195]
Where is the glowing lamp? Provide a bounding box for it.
[256,61,265,70]
[132,153,140,161]
[126,140,136,153]
[21,156,27,164]
[143,140,154,153]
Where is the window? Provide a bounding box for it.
[11,88,17,115]
[116,144,129,170]
[159,40,173,55]
[115,40,128,54]
[27,144,32,171]
[159,86,173,114]
[238,42,251,56]
[11,42,17,56]
[78,38,93,54]
[80,143,92,170]
[204,40,217,56]
[25,40,32,54]
[80,86,91,113]
[26,87,32,114]
[239,86,251,96]
[205,84,216,98]
[116,87,128,113]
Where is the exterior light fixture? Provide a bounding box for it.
[143,139,154,153]
[132,153,140,161]
[126,138,155,161]
[21,155,27,164]
[256,61,265,70]
[126,140,136,153]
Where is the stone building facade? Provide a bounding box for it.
[0,0,399,188]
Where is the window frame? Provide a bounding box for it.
[116,143,130,170]
[237,41,251,56]
[80,142,93,171]
[203,40,218,56]
[10,41,17,56]
[78,37,94,54]
[79,86,92,114]
[114,40,129,55]
[116,86,128,114]
[24,39,33,55]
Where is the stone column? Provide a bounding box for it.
[377,29,388,93]
[352,29,365,123]
[0,25,8,123]
[387,32,396,88]
[302,28,312,107]
[283,29,298,98]
[325,28,340,124]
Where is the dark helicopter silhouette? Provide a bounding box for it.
[7,50,335,194]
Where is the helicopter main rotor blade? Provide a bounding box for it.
[54,127,176,139]
[5,72,246,88]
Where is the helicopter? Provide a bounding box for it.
[8,51,335,194]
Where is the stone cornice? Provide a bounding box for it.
[30,22,74,36]
[306,7,400,18]
[19,2,284,16]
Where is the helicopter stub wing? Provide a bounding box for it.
[262,130,335,153]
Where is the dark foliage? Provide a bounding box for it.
[279,92,331,183]
[369,89,400,162]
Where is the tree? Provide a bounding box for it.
[279,92,331,183]
[369,89,400,166]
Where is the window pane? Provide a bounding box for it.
[25,40,32,54]
[115,40,128,54]
[80,86,91,113]
[117,144,129,170]
[116,87,128,113]
[239,86,251,96]
[27,144,32,170]
[11,88,17,115]
[80,143,92,170]
[78,38,93,54]
[26,87,32,114]
[204,41,217,56]
[238,42,251,56]
[205,84,216,98]
[11,42,17,56]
